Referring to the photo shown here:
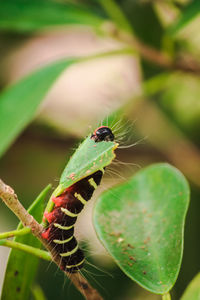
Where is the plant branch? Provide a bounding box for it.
[112,29,200,75]
[0,178,103,300]
[0,179,42,234]
[32,284,47,300]
[0,227,31,239]
[99,0,200,75]
[162,293,171,300]
[0,239,51,261]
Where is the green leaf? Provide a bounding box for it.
[0,48,132,159]
[44,137,118,215]
[32,284,47,300]
[97,0,132,33]
[94,163,190,294]
[1,184,51,300]
[0,0,104,32]
[169,2,200,35]
[181,273,200,300]
[58,138,118,192]
[0,58,77,158]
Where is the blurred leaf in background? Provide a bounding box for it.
[181,273,200,300]
[0,0,104,32]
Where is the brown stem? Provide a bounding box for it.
[0,178,103,300]
[127,34,172,69]
[133,38,200,75]
[104,23,200,75]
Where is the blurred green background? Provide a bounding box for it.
[0,0,200,299]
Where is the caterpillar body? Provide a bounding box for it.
[42,126,115,273]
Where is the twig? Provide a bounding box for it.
[0,227,31,239]
[162,293,171,300]
[98,0,200,74]
[0,178,103,300]
[0,239,51,261]
[32,284,47,300]
[116,30,200,75]
[102,22,200,75]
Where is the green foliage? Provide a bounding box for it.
[94,164,190,294]
[0,48,130,160]
[181,273,200,300]
[32,285,47,300]
[0,0,198,299]
[0,0,104,32]
[169,1,200,35]
[58,138,117,194]
[96,0,132,33]
[45,136,117,217]
[1,185,51,300]
[0,58,77,158]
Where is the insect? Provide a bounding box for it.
[42,126,116,273]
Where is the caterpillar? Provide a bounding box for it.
[42,126,115,273]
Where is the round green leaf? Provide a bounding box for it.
[94,163,190,294]
[181,273,200,300]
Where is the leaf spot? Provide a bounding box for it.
[117,237,124,243]
[109,232,122,238]
[129,256,136,262]
[127,243,135,249]
[144,236,151,244]
[69,173,76,180]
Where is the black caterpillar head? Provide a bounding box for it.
[91,126,114,142]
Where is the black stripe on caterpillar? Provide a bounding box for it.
[42,126,115,273]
